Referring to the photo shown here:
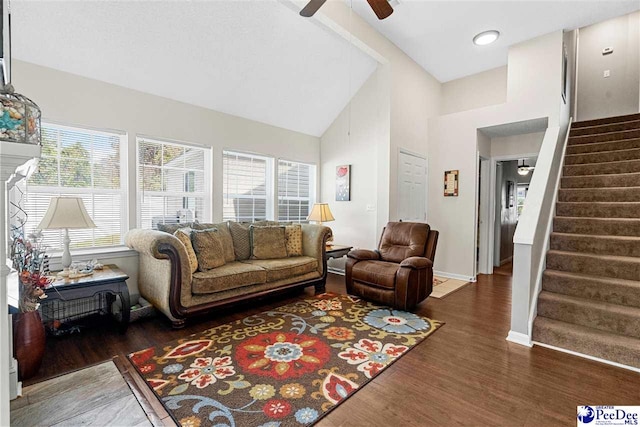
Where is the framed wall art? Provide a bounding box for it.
[444,170,459,197]
[336,165,351,201]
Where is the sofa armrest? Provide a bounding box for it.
[301,224,332,276]
[125,229,193,320]
[400,256,433,270]
[347,249,380,261]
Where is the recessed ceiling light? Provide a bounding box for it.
[473,30,500,46]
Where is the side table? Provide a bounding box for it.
[41,264,130,334]
[325,244,353,260]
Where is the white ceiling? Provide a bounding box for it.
[350,0,640,82]
[11,0,378,137]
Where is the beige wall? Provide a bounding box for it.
[491,132,545,158]
[13,60,321,297]
[441,66,508,116]
[428,31,565,280]
[577,11,640,121]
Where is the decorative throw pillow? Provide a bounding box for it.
[190,229,226,271]
[193,221,235,263]
[229,222,251,260]
[173,228,198,274]
[250,226,288,260]
[285,224,303,257]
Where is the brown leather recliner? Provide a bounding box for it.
[345,222,438,311]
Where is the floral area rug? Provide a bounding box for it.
[129,293,443,427]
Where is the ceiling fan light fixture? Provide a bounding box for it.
[473,30,500,46]
[517,167,530,176]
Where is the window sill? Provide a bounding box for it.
[46,246,138,263]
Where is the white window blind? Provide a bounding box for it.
[278,160,316,223]
[223,151,273,222]
[137,137,211,229]
[14,123,127,251]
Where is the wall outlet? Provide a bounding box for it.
[366,204,376,212]
[603,70,611,78]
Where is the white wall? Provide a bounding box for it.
[441,66,508,115]
[320,67,390,257]
[428,31,564,280]
[13,60,321,298]
[577,11,640,121]
[491,132,544,158]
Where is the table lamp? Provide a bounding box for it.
[307,203,335,243]
[37,197,96,276]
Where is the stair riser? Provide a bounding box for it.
[561,174,640,188]
[566,138,640,155]
[556,203,640,218]
[565,148,640,165]
[537,296,640,339]
[563,160,640,176]
[543,272,640,309]
[532,319,640,368]
[546,252,640,281]
[570,120,640,137]
[550,234,640,257]
[554,218,640,236]
[558,188,640,202]
[569,129,640,145]
[573,113,640,128]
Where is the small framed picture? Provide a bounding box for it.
[444,170,459,197]
[336,165,351,201]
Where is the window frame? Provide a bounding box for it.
[135,135,213,229]
[17,120,129,251]
[276,158,317,223]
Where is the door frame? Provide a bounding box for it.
[476,154,491,276]
[397,148,427,222]
[483,152,539,274]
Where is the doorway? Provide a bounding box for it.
[397,150,427,222]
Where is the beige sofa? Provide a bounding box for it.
[125,222,331,328]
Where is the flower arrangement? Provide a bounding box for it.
[10,227,52,312]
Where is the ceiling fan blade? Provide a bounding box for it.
[300,0,327,17]
[366,0,394,20]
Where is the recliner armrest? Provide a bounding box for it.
[347,249,380,261]
[400,256,432,270]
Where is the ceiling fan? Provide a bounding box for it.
[300,0,394,20]
[517,160,535,176]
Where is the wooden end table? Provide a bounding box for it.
[325,245,352,260]
[41,264,130,334]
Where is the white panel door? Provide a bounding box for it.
[398,151,427,222]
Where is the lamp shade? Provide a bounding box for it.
[307,203,335,223]
[37,197,96,230]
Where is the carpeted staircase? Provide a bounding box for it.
[532,112,640,369]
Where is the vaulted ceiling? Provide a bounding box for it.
[10,0,640,137]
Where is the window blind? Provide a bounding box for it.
[13,123,126,251]
[223,151,272,222]
[137,137,211,229]
[277,160,316,223]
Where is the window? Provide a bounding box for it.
[14,123,127,250]
[278,160,316,222]
[223,151,273,222]
[517,184,529,218]
[137,137,211,229]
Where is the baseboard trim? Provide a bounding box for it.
[327,267,345,276]
[500,256,513,266]
[434,270,476,282]
[506,331,533,347]
[533,341,640,373]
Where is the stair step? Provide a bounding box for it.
[570,119,640,137]
[563,159,640,176]
[556,202,640,218]
[558,187,640,202]
[565,147,640,165]
[561,173,640,189]
[568,129,640,145]
[532,317,640,368]
[550,232,640,257]
[572,113,640,128]
[543,270,640,309]
[537,291,640,339]
[566,137,640,155]
[554,217,640,236]
[546,250,640,281]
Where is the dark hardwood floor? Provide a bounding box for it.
[31,271,640,426]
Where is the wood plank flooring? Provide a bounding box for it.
[22,271,640,426]
[11,361,150,426]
